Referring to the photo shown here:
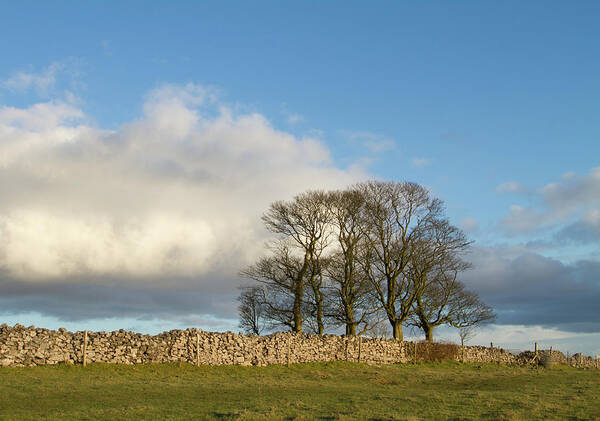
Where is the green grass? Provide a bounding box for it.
[0,362,598,420]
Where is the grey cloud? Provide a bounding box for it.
[0,273,241,322]
[497,168,600,236]
[541,167,600,213]
[498,205,551,236]
[555,211,600,245]
[462,247,600,332]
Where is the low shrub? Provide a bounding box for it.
[415,341,459,363]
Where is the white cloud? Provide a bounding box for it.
[286,113,304,124]
[498,205,552,236]
[279,103,304,125]
[460,217,479,233]
[0,101,87,168]
[363,139,394,153]
[411,157,430,168]
[0,210,216,279]
[100,40,112,57]
[0,83,367,283]
[562,171,576,180]
[1,60,82,97]
[340,130,396,154]
[495,181,528,194]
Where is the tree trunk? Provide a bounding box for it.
[293,287,303,332]
[345,303,356,336]
[392,320,403,341]
[316,299,324,335]
[424,325,434,342]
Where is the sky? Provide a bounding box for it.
[1,1,599,355]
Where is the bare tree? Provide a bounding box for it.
[361,313,391,338]
[303,256,331,335]
[406,219,473,341]
[325,189,377,335]
[358,181,443,340]
[448,287,496,330]
[409,269,495,342]
[237,285,267,335]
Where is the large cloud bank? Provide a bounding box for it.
[0,84,365,321]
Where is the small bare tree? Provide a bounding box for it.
[237,285,267,335]
[241,241,305,331]
[458,325,478,347]
[458,325,478,363]
[242,190,332,333]
[363,317,392,339]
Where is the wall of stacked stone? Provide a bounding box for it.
[1,324,597,368]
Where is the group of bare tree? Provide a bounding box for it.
[238,180,495,342]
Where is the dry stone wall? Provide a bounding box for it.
[1,323,598,368]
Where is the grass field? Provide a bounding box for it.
[0,361,598,420]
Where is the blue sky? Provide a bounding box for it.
[1,1,599,355]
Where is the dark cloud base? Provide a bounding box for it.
[1,248,599,335]
[0,275,239,322]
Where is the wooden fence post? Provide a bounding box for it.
[413,342,417,364]
[83,330,88,367]
[345,337,349,361]
[196,332,200,367]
